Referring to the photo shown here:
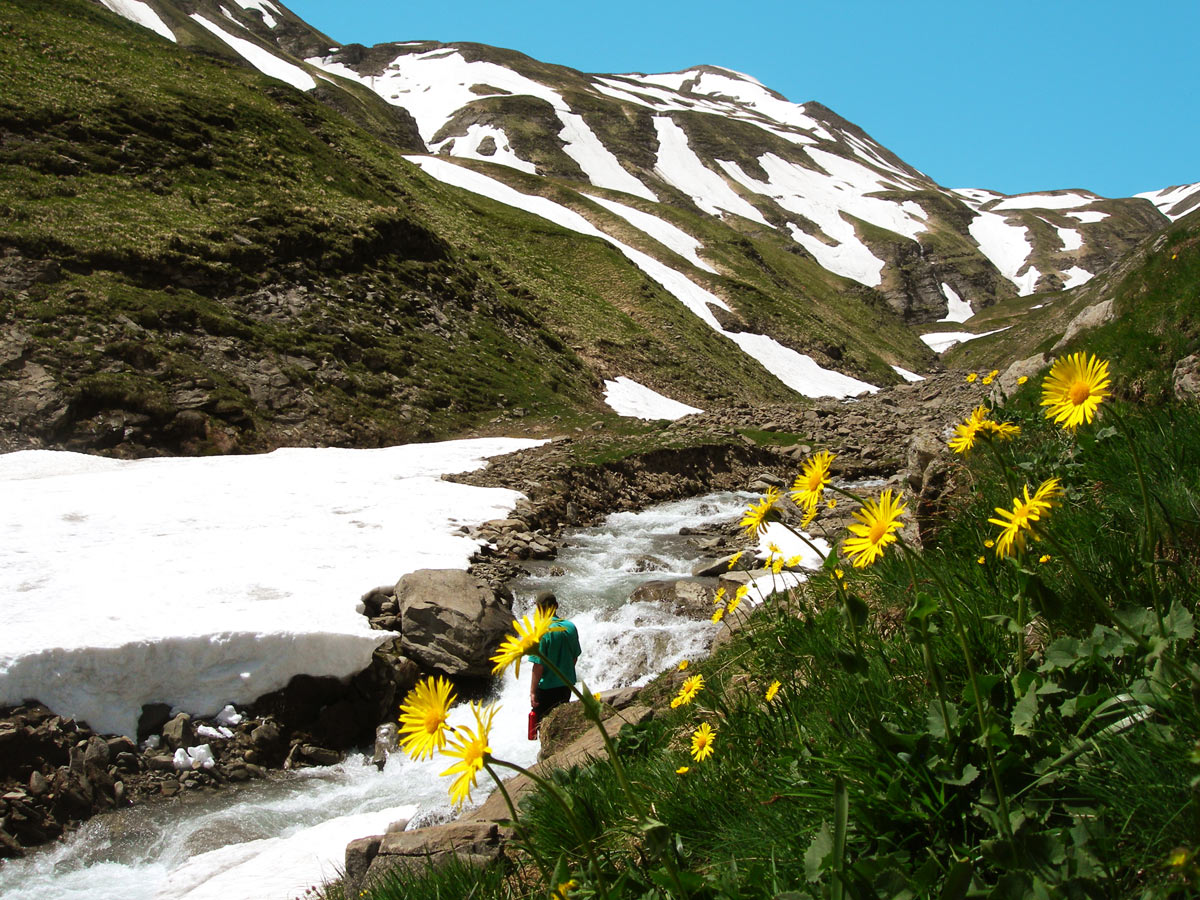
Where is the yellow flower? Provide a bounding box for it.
[739,488,780,537]
[786,554,803,568]
[771,557,784,574]
[1017,375,1029,385]
[834,568,844,580]
[984,539,995,548]
[727,593,743,614]
[827,498,838,509]
[673,674,705,707]
[978,555,986,565]
[713,587,726,605]
[711,606,725,624]
[676,766,690,775]
[988,477,1062,557]
[1039,554,1051,563]
[982,375,995,385]
[678,659,689,671]
[790,451,835,514]
[767,541,781,558]
[439,701,497,806]
[489,606,562,678]
[727,552,744,571]
[690,722,716,762]
[670,696,683,709]
[844,490,907,567]
[966,372,978,382]
[948,405,990,454]
[1169,848,1190,868]
[553,879,578,900]
[1040,352,1112,431]
[397,676,457,761]
[988,369,999,378]
[979,419,1020,442]
[765,680,781,702]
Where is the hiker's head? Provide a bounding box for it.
[535,590,559,615]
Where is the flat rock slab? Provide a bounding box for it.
[358,821,503,892]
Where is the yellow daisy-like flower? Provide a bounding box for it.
[843,490,907,568]
[786,554,803,568]
[979,419,1020,442]
[1040,352,1112,431]
[1017,375,1029,385]
[670,696,683,709]
[984,539,995,549]
[678,659,689,671]
[827,498,838,509]
[439,701,497,806]
[397,676,457,761]
[988,369,999,379]
[676,766,690,775]
[834,568,844,580]
[727,593,743,615]
[489,606,562,678]
[553,879,578,900]
[771,557,784,574]
[1039,554,1052,563]
[767,541,781,559]
[711,607,725,624]
[948,406,990,454]
[789,451,835,515]
[690,722,716,762]
[727,552,744,571]
[765,680,781,702]
[982,375,995,386]
[739,488,780,537]
[966,372,978,383]
[713,587,726,605]
[977,556,986,565]
[988,478,1062,558]
[677,673,705,704]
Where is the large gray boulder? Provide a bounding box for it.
[1173,354,1200,402]
[396,570,513,677]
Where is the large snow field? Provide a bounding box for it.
[0,439,543,738]
[97,0,176,42]
[651,117,770,224]
[1135,182,1200,221]
[585,193,716,272]
[190,15,314,90]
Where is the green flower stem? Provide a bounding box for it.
[982,433,1020,500]
[899,541,1014,842]
[900,549,953,737]
[1111,407,1167,638]
[482,760,550,879]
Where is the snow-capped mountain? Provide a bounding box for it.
[94,0,1173,318]
[0,0,1191,456]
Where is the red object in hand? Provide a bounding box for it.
[528,709,539,741]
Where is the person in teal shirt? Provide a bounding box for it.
[527,591,581,731]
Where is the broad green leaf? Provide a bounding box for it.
[1012,684,1039,736]
[804,822,833,882]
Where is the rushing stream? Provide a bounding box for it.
[0,492,752,900]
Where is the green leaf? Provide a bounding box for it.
[1165,600,1195,642]
[927,699,959,739]
[1012,687,1039,736]
[939,859,974,900]
[843,593,869,627]
[937,763,980,786]
[836,649,869,676]
[1040,637,1081,670]
[804,822,834,882]
[907,592,939,624]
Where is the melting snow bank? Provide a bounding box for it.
[920,327,1011,354]
[603,377,703,420]
[0,439,544,738]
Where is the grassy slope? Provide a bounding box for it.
[0,0,939,457]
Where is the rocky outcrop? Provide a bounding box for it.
[397,570,515,677]
[1173,354,1200,402]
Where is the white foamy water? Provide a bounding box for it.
[0,493,748,900]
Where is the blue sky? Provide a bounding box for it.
[286,0,1197,199]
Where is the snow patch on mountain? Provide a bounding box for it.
[437,124,536,174]
[951,188,1004,207]
[891,365,925,382]
[586,194,716,272]
[719,150,926,287]
[968,211,1039,295]
[409,157,877,398]
[191,14,314,90]
[232,0,279,28]
[993,191,1103,211]
[97,0,176,42]
[1062,266,1094,289]
[1066,210,1109,224]
[0,441,541,738]
[1056,225,1084,251]
[603,377,702,420]
[937,283,973,323]
[558,112,657,201]
[920,327,1011,353]
[1135,182,1200,221]
[652,117,769,224]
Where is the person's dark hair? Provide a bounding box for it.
[534,590,558,612]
